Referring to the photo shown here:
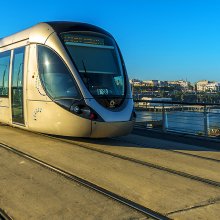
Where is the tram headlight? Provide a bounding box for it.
[69,102,103,122]
[72,105,81,114]
[55,99,103,121]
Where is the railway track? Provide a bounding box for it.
[115,137,220,163]
[0,209,12,220]
[0,142,170,220]
[41,134,220,188]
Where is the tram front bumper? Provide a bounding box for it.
[91,120,134,138]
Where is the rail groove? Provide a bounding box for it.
[0,208,12,220]
[41,134,220,188]
[0,142,170,220]
[113,137,220,163]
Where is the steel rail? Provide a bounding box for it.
[40,134,220,188]
[0,208,12,220]
[113,136,220,163]
[0,142,170,220]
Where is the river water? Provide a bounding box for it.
[136,109,220,135]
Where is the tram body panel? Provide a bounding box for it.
[26,44,48,101]
[91,120,134,138]
[26,43,92,136]
[0,29,31,48]
[0,98,10,124]
[0,40,29,54]
[29,23,54,45]
[27,100,92,137]
[84,98,133,122]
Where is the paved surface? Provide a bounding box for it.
[0,145,145,220]
[0,125,220,219]
[65,134,220,183]
[133,128,220,150]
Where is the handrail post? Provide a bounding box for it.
[162,104,168,132]
[204,105,209,137]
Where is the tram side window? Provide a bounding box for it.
[37,45,80,100]
[0,51,11,96]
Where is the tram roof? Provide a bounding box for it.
[0,21,112,48]
[46,21,111,36]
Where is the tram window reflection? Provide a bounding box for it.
[0,51,10,97]
[38,46,80,100]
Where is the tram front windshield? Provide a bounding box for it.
[60,32,125,98]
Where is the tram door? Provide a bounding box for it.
[11,47,25,124]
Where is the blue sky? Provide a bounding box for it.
[0,0,220,82]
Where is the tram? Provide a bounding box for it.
[0,22,135,137]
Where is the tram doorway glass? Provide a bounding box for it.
[11,47,25,124]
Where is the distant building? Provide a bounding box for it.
[196,80,211,91]
[205,82,220,92]
[131,78,220,93]
[168,80,190,90]
[130,79,143,86]
[143,80,159,87]
[143,80,153,86]
[159,81,168,87]
[178,80,190,88]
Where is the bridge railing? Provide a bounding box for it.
[134,100,220,138]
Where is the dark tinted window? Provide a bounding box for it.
[38,46,80,100]
[0,51,11,96]
[11,47,25,124]
[61,32,125,98]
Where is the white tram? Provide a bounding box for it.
[0,22,135,137]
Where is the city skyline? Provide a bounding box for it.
[0,1,220,82]
[130,78,220,84]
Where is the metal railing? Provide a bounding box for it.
[134,100,220,138]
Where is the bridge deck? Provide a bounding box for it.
[0,125,220,219]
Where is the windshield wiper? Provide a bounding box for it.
[82,60,90,87]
